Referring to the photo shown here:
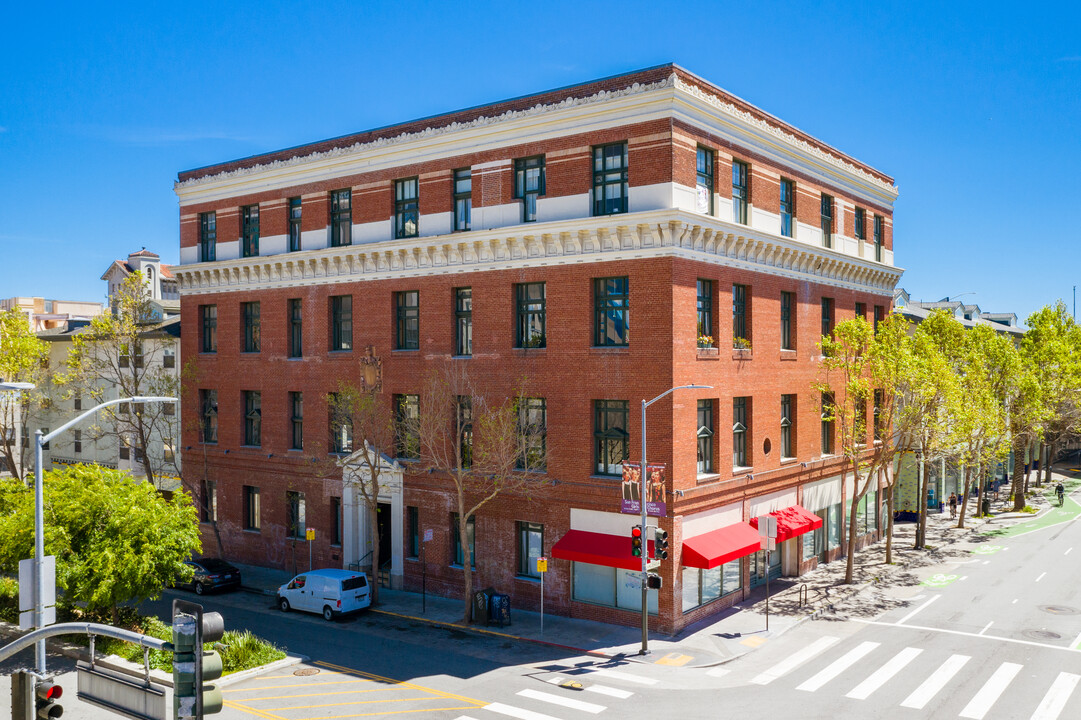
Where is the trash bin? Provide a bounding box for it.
[981,498,991,515]
[488,593,511,628]
[471,588,495,623]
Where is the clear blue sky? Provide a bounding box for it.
[2,1,1078,323]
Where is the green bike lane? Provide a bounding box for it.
[984,478,1081,540]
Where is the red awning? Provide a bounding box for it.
[682,522,761,570]
[750,504,823,543]
[551,530,654,571]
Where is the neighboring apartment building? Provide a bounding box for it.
[173,64,901,633]
[36,250,182,491]
[0,297,103,332]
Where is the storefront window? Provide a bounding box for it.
[573,563,658,614]
[681,560,742,612]
[827,503,841,549]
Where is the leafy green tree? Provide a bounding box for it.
[0,464,200,622]
[0,309,49,482]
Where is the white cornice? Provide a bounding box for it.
[174,209,903,298]
[174,74,896,208]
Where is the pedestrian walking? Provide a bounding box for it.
[948,492,958,519]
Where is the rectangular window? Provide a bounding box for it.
[779,179,794,237]
[681,560,741,611]
[854,207,866,241]
[781,394,795,459]
[451,513,476,568]
[873,389,884,441]
[287,491,306,540]
[288,298,303,358]
[594,400,628,476]
[514,156,546,223]
[164,350,176,369]
[396,291,419,350]
[821,194,834,248]
[200,305,217,353]
[697,279,713,345]
[164,437,175,462]
[874,305,885,333]
[732,161,749,224]
[330,189,352,247]
[821,392,835,455]
[394,178,419,238]
[73,394,81,411]
[733,284,749,347]
[243,391,261,446]
[455,288,472,356]
[330,295,353,351]
[407,506,419,558]
[329,392,353,454]
[874,214,883,262]
[457,396,472,469]
[241,204,260,257]
[733,397,749,468]
[201,480,217,523]
[243,487,261,530]
[517,398,547,471]
[594,277,629,346]
[331,497,343,546]
[781,291,794,350]
[453,169,471,232]
[696,147,714,214]
[855,302,866,319]
[73,429,82,454]
[288,197,302,252]
[697,399,714,474]
[821,297,834,339]
[242,301,261,353]
[515,282,546,348]
[199,212,216,262]
[396,394,419,459]
[573,563,659,613]
[290,392,303,450]
[517,521,544,578]
[592,143,628,216]
[200,390,217,443]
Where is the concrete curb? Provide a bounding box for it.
[217,652,308,688]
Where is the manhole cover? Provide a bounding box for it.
[1024,630,1062,640]
[294,668,320,676]
[1039,605,1079,615]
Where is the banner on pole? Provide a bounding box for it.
[620,462,667,517]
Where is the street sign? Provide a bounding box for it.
[535,557,547,573]
[757,516,778,539]
[423,528,433,542]
[19,556,56,630]
[305,528,315,541]
[759,537,776,552]
[77,660,166,720]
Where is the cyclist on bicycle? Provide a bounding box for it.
[1056,482,1065,506]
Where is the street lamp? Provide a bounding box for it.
[28,395,176,676]
[639,383,711,656]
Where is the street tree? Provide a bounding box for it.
[0,309,49,482]
[407,362,548,623]
[1005,352,1046,512]
[326,379,398,604]
[57,272,180,489]
[0,464,200,623]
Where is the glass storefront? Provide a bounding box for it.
[572,562,658,614]
[681,560,742,612]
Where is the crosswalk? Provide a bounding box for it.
[454,660,651,720]
[743,634,1081,719]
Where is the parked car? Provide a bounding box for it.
[277,569,371,621]
[175,558,242,595]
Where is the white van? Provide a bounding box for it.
[277,569,371,621]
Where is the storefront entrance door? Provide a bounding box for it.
[750,547,782,588]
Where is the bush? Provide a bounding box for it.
[1021,505,1038,514]
[0,577,18,623]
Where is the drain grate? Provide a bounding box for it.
[1038,605,1079,615]
[294,668,320,676]
[1024,630,1062,640]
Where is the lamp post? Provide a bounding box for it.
[639,383,711,655]
[27,394,176,676]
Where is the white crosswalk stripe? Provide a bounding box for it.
[516,688,605,714]
[750,635,839,685]
[483,702,564,720]
[583,667,657,685]
[900,654,971,710]
[846,647,922,700]
[796,641,879,693]
[543,675,632,699]
[959,662,1023,720]
[1030,672,1081,720]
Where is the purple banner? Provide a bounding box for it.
[620,462,667,518]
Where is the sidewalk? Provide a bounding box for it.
[230,467,1074,669]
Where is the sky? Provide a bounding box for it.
[2,1,1079,324]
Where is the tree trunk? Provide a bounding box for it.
[915,455,927,549]
[843,468,860,584]
[460,509,474,623]
[1013,441,1027,512]
[1044,442,1055,486]
[957,465,971,529]
[885,472,895,565]
[368,503,380,605]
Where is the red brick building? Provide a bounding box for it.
[173,64,901,633]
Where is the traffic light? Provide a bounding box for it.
[173,599,225,719]
[35,680,63,719]
[630,525,643,557]
[653,528,669,561]
[646,573,663,590]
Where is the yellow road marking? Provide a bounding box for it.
[740,636,767,648]
[300,706,479,720]
[314,660,487,707]
[225,678,377,693]
[239,685,409,702]
[256,671,346,680]
[273,696,451,711]
[223,700,286,720]
[655,652,693,666]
